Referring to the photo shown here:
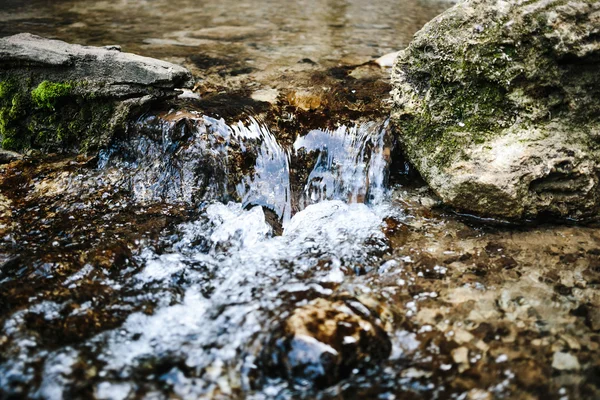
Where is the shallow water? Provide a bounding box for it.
[0,0,449,124]
[2,114,600,399]
[0,0,446,66]
[2,1,600,399]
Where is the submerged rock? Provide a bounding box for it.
[0,33,193,153]
[267,297,391,388]
[391,0,600,220]
[552,352,581,371]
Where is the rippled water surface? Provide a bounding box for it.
[2,1,600,399]
[1,0,445,65]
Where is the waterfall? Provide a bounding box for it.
[98,111,392,220]
[293,119,390,210]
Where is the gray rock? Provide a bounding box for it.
[0,149,22,164]
[391,0,600,220]
[552,351,580,371]
[0,33,193,152]
[0,33,192,96]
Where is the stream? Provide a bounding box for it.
[2,0,600,399]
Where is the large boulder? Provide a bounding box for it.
[391,0,600,220]
[0,33,193,152]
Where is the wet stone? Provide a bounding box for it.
[552,352,581,371]
[587,306,600,332]
[514,360,547,389]
[0,150,22,164]
[0,33,193,153]
[268,297,391,388]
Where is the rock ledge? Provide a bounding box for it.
[0,33,193,152]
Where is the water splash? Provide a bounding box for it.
[98,111,391,221]
[81,199,390,398]
[294,119,390,209]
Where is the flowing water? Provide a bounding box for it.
[2,1,600,399]
[0,114,399,398]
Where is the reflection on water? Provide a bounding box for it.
[0,0,449,74]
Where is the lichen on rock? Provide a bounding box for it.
[391,0,600,220]
[0,33,193,153]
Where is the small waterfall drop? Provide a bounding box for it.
[293,119,390,210]
[232,118,292,223]
[99,111,392,221]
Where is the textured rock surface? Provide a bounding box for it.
[0,149,22,164]
[391,0,600,220]
[268,297,391,387]
[0,33,193,152]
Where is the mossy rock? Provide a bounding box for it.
[30,81,73,109]
[391,0,600,220]
[0,33,193,153]
[0,78,119,152]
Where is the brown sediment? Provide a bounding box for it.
[0,155,191,350]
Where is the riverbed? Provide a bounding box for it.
[1,1,599,399]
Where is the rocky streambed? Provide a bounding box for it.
[2,0,600,399]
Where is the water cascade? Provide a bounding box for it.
[99,112,392,223]
[1,112,403,399]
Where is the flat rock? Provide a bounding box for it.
[0,33,194,152]
[0,33,193,97]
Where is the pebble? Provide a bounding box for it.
[495,354,508,363]
[452,346,470,372]
[374,51,400,68]
[552,351,580,371]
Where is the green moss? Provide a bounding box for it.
[31,81,73,110]
[398,64,513,169]
[1,77,122,152]
[0,79,29,150]
[0,80,11,99]
[1,136,17,149]
[396,15,528,171]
